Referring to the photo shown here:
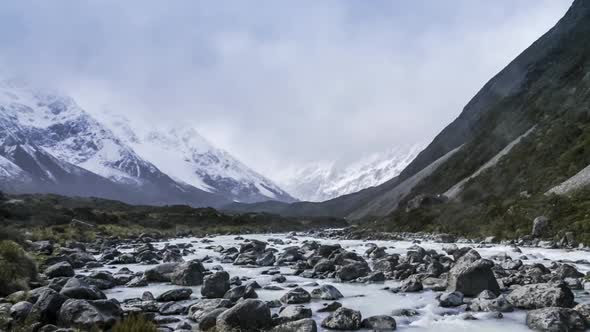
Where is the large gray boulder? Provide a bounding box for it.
[202,271,230,298]
[447,250,499,297]
[310,285,343,300]
[321,307,362,330]
[171,260,206,286]
[361,315,397,331]
[507,283,574,309]
[58,299,122,330]
[526,307,585,331]
[156,288,193,302]
[278,305,312,323]
[59,278,106,300]
[188,298,232,322]
[215,299,272,332]
[30,288,68,325]
[336,262,370,282]
[144,263,180,282]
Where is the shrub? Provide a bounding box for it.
[0,240,38,296]
[112,314,158,332]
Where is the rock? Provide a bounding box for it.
[270,318,317,332]
[60,278,106,300]
[198,307,227,331]
[526,307,585,332]
[215,299,272,332]
[10,301,33,320]
[188,298,232,322]
[574,303,590,327]
[280,287,311,304]
[554,264,584,280]
[202,271,230,299]
[532,216,549,237]
[278,305,312,322]
[336,262,370,282]
[159,301,191,315]
[313,259,336,273]
[142,291,155,301]
[361,315,397,331]
[469,294,514,313]
[256,251,276,266]
[126,276,148,287]
[484,236,498,244]
[507,283,574,309]
[321,307,362,330]
[447,252,500,297]
[156,288,193,302]
[272,275,287,283]
[171,260,206,286]
[144,263,180,282]
[399,276,423,292]
[58,299,122,330]
[439,291,464,307]
[317,302,342,313]
[30,288,68,325]
[223,285,258,302]
[310,285,343,300]
[392,308,420,317]
[45,262,75,279]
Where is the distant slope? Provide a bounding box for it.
[227,0,590,223]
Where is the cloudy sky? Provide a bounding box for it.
[0,0,573,182]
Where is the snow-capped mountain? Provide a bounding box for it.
[0,80,293,206]
[277,144,424,202]
[99,112,295,203]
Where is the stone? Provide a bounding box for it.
[60,278,106,300]
[336,262,371,281]
[361,315,397,331]
[202,271,230,298]
[171,260,206,286]
[469,294,514,313]
[188,298,232,322]
[321,307,362,330]
[215,299,272,332]
[526,307,585,332]
[439,291,464,307]
[317,301,342,313]
[58,299,122,330]
[30,288,68,325]
[507,283,574,309]
[270,318,317,332]
[45,262,75,279]
[399,276,423,292]
[447,253,500,297]
[10,301,33,320]
[156,288,193,302]
[223,285,258,302]
[278,305,312,322]
[198,308,227,331]
[574,303,590,327]
[280,287,311,304]
[310,284,343,300]
[532,216,549,237]
[144,263,180,282]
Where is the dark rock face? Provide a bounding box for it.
[57,299,123,330]
[280,287,311,304]
[361,315,397,331]
[144,263,180,282]
[526,307,585,332]
[59,278,107,300]
[215,299,272,332]
[447,250,500,297]
[532,216,550,237]
[30,288,68,325]
[321,307,362,330]
[336,262,371,281]
[223,285,258,302]
[202,272,230,299]
[507,283,575,309]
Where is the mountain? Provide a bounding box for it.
[228,0,590,241]
[98,113,295,204]
[277,145,424,202]
[0,80,293,206]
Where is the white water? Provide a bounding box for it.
[82,233,590,331]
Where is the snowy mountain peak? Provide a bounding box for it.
[278,144,425,202]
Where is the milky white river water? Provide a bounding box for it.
[82,233,590,331]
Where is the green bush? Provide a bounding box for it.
[0,240,37,296]
[112,314,158,332]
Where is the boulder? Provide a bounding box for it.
[447,252,499,297]
[321,307,362,330]
[526,307,585,332]
[438,291,464,308]
[278,305,312,322]
[60,278,106,300]
[361,315,397,331]
[30,288,68,325]
[310,284,343,300]
[202,272,230,299]
[256,251,276,266]
[156,288,193,302]
[223,285,258,302]
[10,301,33,320]
[45,262,75,279]
[270,318,317,332]
[336,262,370,281]
[171,260,206,286]
[188,298,232,322]
[144,263,180,282]
[215,299,272,332]
[532,216,549,237]
[58,299,122,330]
[280,287,311,304]
[468,293,514,313]
[507,283,574,309]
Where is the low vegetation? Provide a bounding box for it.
[0,240,37,296]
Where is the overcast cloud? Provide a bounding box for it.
[0,0,573,182]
